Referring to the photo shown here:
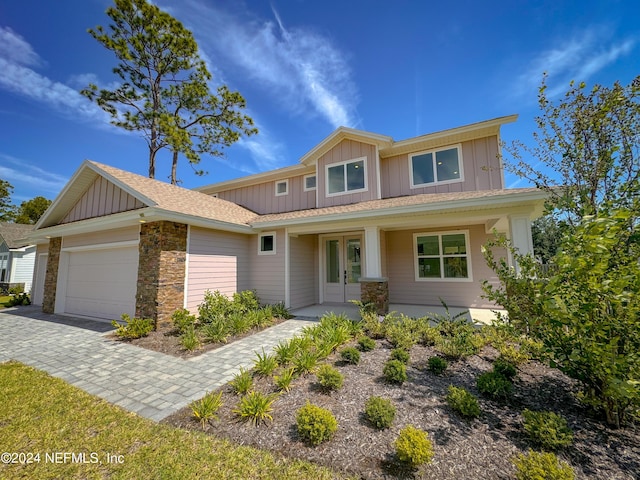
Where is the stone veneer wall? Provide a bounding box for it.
[360,278,389,315]
[136,221,187,332]
[42,237,62,314]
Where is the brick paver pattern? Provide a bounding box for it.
[0,306,313,421]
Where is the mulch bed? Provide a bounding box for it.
[163,339,640,479]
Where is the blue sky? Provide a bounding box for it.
[0,0,638,203]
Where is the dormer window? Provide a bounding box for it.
[275,179,288,196]
[410,145,463,188]
[326,157,367,196]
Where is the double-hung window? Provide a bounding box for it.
[410,145,463,188]
[326,157,367,196]
[414,231,471,281]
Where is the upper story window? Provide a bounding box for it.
[326,157,367,196]
[304,174,316,191]
[414,231,472,281]
[410,145,463,188]
[259,231,276,255]
[275,179,288,196]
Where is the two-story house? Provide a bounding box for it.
[29,115,546,329]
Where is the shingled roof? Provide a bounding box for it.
[0,222,35,248]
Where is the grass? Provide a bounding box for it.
[0,361,343,480]
[0,296,11,308]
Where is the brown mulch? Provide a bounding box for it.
[163,339,640,479]
[108,317,286,359]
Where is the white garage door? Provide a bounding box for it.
[65,247,138,320]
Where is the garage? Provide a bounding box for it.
[63,246,138,320]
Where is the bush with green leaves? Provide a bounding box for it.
[384,314,418,351]
[435,328,480,360]
[293,350,318,376]
[5,292,31,306]
[340,347,361,365]
[364,396,396,429]
[483,211,640,427]
[233,391,278,425]
[190,391,223,428]
[112,314,154,339]
[358,336,376,352]
[427,356,448,375]
[513,450,575,480]
[383,359,407,385]
[228,311,251,335]
[253,348,278,376]
[477,371,513,400]
[274,339,298,366]
[198,290,232,322]
[360,311,385,339]
[497,343,530,366]
[230,367,253,395]
[271,301,292,319]
[493,357,517,380]
[172,308,197,334]
[394,425,434,467]
[522,409,574,451]
[231,290,260,313]
[296,402,338,446]
[273,367,296,392]
[390,348,410,364]
[200,316,228,343]
[316,364,344,392]
[446,385,481,419]
[180,326,200,351]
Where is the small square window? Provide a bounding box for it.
[304,174,316,191]
[275,180,288,196]
[259,232,276,255]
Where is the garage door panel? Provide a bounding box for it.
[65,247,138,319]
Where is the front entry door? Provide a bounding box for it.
[323,235,362,303]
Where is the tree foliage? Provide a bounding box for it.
[504,74,640,223]
[82,0,256,183]
[14,196,52,224]
[0,179,16,221]
[483,210,640,427]
[531,214,568,264]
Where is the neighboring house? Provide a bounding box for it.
[29,115,546,330]
[0,222,36,294]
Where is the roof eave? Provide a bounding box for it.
[299,127,394,166]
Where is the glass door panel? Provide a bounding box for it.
[326,240,340,283]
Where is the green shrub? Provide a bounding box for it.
[427,356,448,375]
[522,409,574,451]
[477,371,513,399]
[180,326,200,351]
[230,367,253,395]
[513,450,575,480]
[271,301,292,319]
[190,391,223,428]
[233,391,278,425]
[361,311,385,339]
[364,396,396,429]
[200,317,229,343]
[340,347,361,365]
[172,308,196,334]
[417,323,441,346]
[293,350,318,376]
[198,290,232,322]
[5,292,31,306]
[390,348,410,364]
[358,336,376,352]
[497,343,530,366]
[273,367,296,392]
[446,385,481,418]
[385,323,416,351]
[394,425,434,467]
[316,364,344,392]
[274,339,298,366]
[253,348,278,376]
[435,329,480,359]
[383,359,407,385]
[296,402,338,446]
[8,284,24,295]
[231,290,260,313]
[111,314,154,339]
[228,311,251,335]
[494,357,518,380]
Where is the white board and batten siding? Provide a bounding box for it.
[385,224,500,309]
[9,245,36,292]
[186,227,250,312]
[289,234,318,309]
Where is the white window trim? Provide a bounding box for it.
[258,231,276,255]
[413,230,473,282]
[303,174,316,192]
[325,156,368,197]
[275,179,289,197]
[409,144,464,189]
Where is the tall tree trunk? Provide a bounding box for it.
[171,149,178,185]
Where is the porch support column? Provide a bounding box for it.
[360,226,388,315]
[509,215,534,274]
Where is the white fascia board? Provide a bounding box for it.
[251,190,547,229]
[151,209,254,234]
[88,162,156,207]
[300,127,393,165]
[194,164,312,193]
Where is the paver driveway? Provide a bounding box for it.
[0,306,313,421]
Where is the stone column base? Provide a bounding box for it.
[359,277,389,316]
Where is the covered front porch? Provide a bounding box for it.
[290,302,505,325]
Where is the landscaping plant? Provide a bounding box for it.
[340,346,361,365]
[522,409,574,451]
[172,308,197,334]
[357,336,376,352]
[234,391,278,426]
[477,371,513,400]
[253,348,278,376]
[112,314,154,339]
[296,402,338,446]
[316,364,344,392]
[230,367,253,395]
[364,396,396,429]
[383,359,407,385]
[513,450,575,480]
[394,425,434,467]
[427,356,448,375]
[390,348,410,364]
[190,391,223,428]
[446,385,481,419]
[273,367,296,392]
[180,325,200,351]
[292,350,318,376]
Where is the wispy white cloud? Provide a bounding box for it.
[0,26,111,125]
[514,28,636,99]
[170,0,359,129]
[0,154,69,199]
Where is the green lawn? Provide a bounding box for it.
[0,361,344,480]
[0,296,11,308]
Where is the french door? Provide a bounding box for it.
[323,235,362,303]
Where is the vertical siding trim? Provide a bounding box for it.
[284,228,290,308]
[375,145,382,199]
[183,225,191,309]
